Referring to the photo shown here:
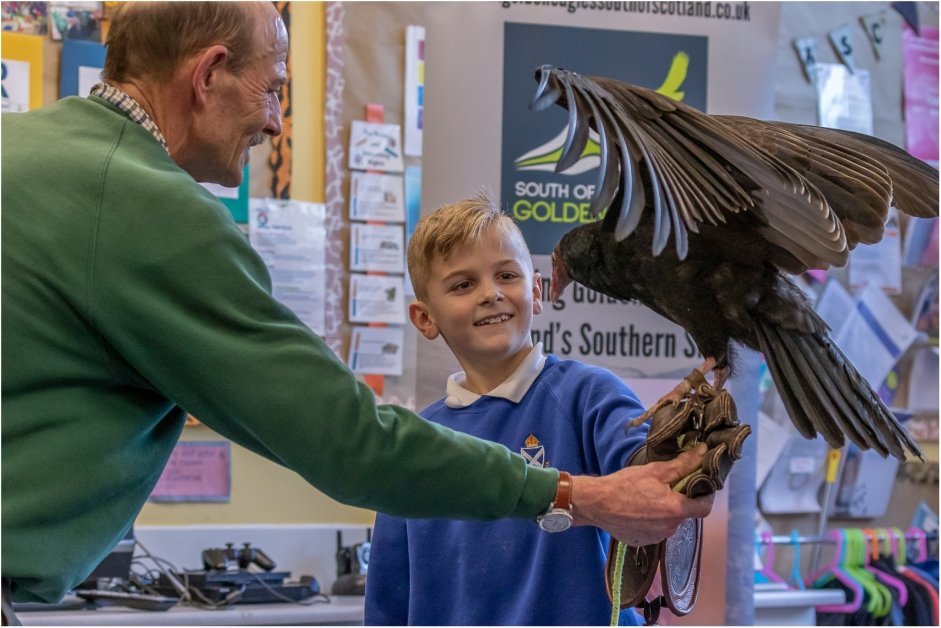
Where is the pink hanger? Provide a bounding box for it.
[759,531,787,585]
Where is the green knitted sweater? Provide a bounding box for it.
[1,96,555,603]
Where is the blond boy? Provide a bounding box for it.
[365,191,652,625]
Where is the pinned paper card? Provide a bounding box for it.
[349,120,404,173]
[793,36,819,83]
[827,23,856,74]
[759,436,829,514]
[150,441,231,503]
[859,12,888,60]
[348,326,405,376]
[350,223,405,274]
[902,217,939,268]
[906,346,939,413]
[815,63,873,135]
[815,278,855,336]
[834,284,918,388]
[849,207,902,294]
[833,444,898,518]
[249,198,327,335]
[349,274,406,324]
[349,171,405,222]
[902,26,939,164]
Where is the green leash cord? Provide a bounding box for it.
[610,540,627,625]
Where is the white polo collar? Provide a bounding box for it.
[444,343,547,408]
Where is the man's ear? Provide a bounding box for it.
[191,44,231,107]
[409,300,439,340]
[532,271,543,315]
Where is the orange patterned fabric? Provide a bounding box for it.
[268,1,292,199]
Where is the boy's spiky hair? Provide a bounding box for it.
[407,188,533,301]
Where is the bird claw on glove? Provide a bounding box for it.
[631,368,751,498]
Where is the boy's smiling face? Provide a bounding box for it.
[410,227,543,389]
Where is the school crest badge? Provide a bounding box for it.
[520,433,548,467]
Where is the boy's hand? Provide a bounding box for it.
[569,445,713,546]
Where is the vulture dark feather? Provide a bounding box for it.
[535,65,938,461]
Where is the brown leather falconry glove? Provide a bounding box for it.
[605,368,751,620]
[635,368,751,497]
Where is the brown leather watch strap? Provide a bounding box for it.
[554,471,573,511]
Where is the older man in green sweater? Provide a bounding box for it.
[1,1,712,613]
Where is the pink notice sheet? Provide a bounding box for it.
[903,25,939,163]
[150,441,231,502]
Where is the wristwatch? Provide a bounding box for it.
[537,470,574,532]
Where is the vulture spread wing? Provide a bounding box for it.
[534,65,939,461]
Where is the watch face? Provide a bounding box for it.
[538,510,573,533]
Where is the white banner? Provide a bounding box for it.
[420,2,782,379]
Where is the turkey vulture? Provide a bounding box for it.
[535,65,938,461]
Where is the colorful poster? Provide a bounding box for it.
[349,120,404,172]
[501,23,708,256]
[903,25,939,164]
[404,24,425,157]
[49,1,103,41]
[1,32,43,112]
[1,2,48,34]
[60,38,105,97]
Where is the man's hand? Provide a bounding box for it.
[569,444,714,546]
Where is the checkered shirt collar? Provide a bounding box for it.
[89,83,169,154]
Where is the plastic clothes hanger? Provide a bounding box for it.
[844,528,891,618]
[787,530,805,590]
[862,527,908,607]
[809,529,864,614]
[906,526,929,564]
[756,531,787,585]
[888,527,907,567]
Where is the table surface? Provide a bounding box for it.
[18,595,365,626]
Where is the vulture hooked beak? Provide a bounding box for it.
[549,246,571,303]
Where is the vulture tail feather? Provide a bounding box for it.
[756,319,922,461]
[753,323,820,440]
